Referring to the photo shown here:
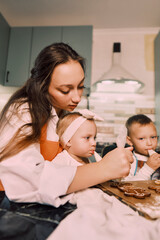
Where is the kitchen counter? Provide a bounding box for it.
[0,191,76,240]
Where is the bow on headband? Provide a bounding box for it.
[61,109,104,146]
[78,109,104,121]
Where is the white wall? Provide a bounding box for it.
[0,85,19,111]
[88,28,160,146]
[91,28,160,96]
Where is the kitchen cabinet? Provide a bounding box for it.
[62,26,92,92]
[4,27,32,86]
[30,25,93,92]
[30,27,62,70]
[154,32,160,137]
[30,26,93,90]
[0,13,10,85]
[5,26,61,87]
[4,25,93,90]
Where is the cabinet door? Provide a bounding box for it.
[30,27,62,70]
[5,27,32,86]
[62,26,93,94]
[154,32,160,137]
[0,13,10,85]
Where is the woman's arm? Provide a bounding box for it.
[0,105,133,206]
[67,147,133,193]
[0,107,76,207]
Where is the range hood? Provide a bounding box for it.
[91,42,144,93]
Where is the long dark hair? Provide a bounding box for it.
[0,42,85,161]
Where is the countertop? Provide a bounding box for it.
[0,191,76,240]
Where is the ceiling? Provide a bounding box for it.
[0,0,160,29]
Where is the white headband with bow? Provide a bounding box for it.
[61,109,104,146]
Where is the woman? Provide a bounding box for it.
[0,42,133,207]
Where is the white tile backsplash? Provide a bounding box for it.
[89,91,155,145]
[0,85,19,112]
[0,94,11,111]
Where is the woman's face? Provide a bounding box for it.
[48,60,85,114]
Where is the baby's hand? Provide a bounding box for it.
[146,152,160,170]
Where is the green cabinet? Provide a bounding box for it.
[5,26,61,87]
[30,25,93,92]
[5,27,32,86]
[62,26,92,91]
[0,13,10,85]
[30,27,62,70]
[3,25,93,90]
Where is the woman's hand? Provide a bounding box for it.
[100,147,134,180]
[67,147,133,194]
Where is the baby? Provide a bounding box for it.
[53,109,103,166]
[124,114,160,181]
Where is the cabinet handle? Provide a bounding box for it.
[6,71,10,82]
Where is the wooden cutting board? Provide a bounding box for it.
[97,180,160,220]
